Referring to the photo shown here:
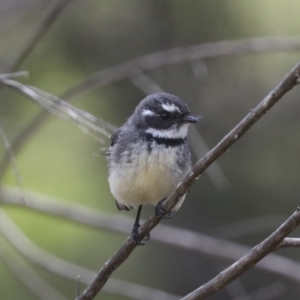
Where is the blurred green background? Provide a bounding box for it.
[1,0,300,299]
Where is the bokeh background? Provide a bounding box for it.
[1,0,300,299]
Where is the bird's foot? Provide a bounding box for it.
[131,224,150,246]
[155,199,174,219]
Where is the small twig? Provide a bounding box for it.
[0,71,28,79]
[0,77,116,142]
[0,0,71,73]
[277,237,300,248]
[180,208,300,300]
[76,61,300,300]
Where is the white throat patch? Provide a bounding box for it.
[146,123,189,139]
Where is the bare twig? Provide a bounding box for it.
[0,0,71,73]
[1,36,300,181]
[278,237,300,248]
[75,61,300,300]
[63,37,300,101]
[180,208,300,300]
[0,241,67,300]
[0,71,28,79]
[0,210,179,300]
[0,77,116,142]
[1,187,300,284]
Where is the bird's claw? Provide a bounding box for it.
[155,199,174,219]
[131,225,150,246]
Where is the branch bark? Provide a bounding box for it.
[76,61,300,299]
[180,208,300,300]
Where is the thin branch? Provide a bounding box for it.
[76,61,300,300]
[1,37,300,181]
[1,187,300,284]
[277,237,300,248]
[0,77,116,142]
[0,209,179,300]
[180,208,300,300]
[63,37,300,101]
[0,71,29,79]
[0,242,67,300]
[0,0,71,73]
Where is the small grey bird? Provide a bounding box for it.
[107,93,198,244]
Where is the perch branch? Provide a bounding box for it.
[76,61,300,299]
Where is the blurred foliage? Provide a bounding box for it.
[1,0,300,299]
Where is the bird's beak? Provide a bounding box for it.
[182,114,199,123]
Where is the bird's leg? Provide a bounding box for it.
[155,198,174,219]
[131,205,150,245]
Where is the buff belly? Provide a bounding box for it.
[109,145,186,210]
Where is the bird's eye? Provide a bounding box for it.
[160,112,170,120]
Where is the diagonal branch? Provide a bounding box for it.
[76,61,300,299]
[0,76,116,142]
[180,208,300,300]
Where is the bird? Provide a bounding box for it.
[107,93,198,245]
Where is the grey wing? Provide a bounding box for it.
[107,129,122,156]
[110,130,121,147]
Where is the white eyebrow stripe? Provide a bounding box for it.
[142,109,155,116]
[162,103,181,113]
